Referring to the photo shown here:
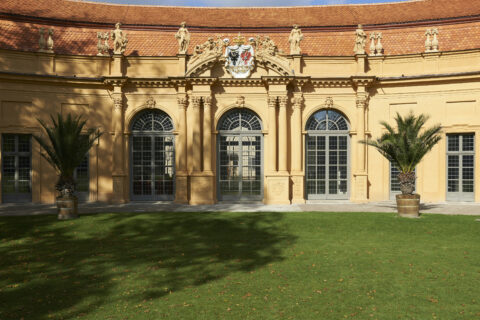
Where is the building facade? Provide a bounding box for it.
[1,0,480,204]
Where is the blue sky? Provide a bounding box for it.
[85,0,408,7]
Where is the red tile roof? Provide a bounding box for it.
[1,0,480,27]
[0,0,479,57]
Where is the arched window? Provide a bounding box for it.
[305,109,350,200]
[217,109,263,201]
[130,110,175,201]
[306,110,349,131]
[131,110,174,132]
[218,109,262,131]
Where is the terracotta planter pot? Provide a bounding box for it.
[395,194,420,218]
[57,196,78,220]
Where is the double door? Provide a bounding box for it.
[131,135,175,201]
[306,134,349,200]
[218,134,262,201]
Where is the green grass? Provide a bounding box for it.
[1,212,479,319]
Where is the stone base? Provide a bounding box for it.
[174,174,189,204]
[264,175,291,205]
[112,174,127,204]
[353,173,368,202]
[291,174,305,204]
[190,173,215,205]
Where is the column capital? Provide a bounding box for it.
[292,94,304,109]
[356,93,369,109]
[191,96,202,108]
[112,93,123,110]
[268,96,278,108]
[278,96,288,108]
[203,96,212,107]
[176,94,188,110]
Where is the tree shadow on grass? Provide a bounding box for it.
[0,211,295,319]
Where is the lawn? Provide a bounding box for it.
[1,211,479,319]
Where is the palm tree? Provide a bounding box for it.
[361,112,441,195]
[34,113,102,197]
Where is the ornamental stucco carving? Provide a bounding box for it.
[354,24,367,55]
[235,95,245,107]
[145,96,156,108]
[111,23,128,55]
[289,24,304,55]
[324,96,334,108]
[97,32,110,56]
[175,22,190,54]
[425,28,439,52]
[186,33,292,77]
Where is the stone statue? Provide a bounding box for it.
[425,28,439,53]
[375,32,383,56]
[97,32,110,56]
[289,24,304,55]
[354,24,367,55]
[369,33,376,56]
[431,28,439,52]
[39,28,46,51]
[175,22,190,54]
[111,22,128,55]
[46,28,54,52]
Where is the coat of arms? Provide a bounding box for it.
[225,35,255,78]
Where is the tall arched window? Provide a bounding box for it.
[130,110,175,200]
[305,110,350,200]
[217,109,263,201]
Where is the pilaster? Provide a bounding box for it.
[278,95,288,174]
[175,93,189,204]
[107,79,128,204]
[291,93,305,204]
[352,77,374,202]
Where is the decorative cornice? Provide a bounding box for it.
[188,77,217,86]
[310,78,351,87]
[351,76,376,87]
[262,76,294,86]
[129,78,173,88]
[219,78,264,87]
[104,77,127,87]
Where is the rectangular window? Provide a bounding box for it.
[447,134,475,201]
[74,154,89,202]
[2,134,32,203]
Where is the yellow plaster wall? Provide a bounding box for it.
[1,48,480,204]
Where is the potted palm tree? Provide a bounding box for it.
[34,113,102,220]
[361,112,441,217]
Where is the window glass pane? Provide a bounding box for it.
[447,135,460,152]
[462,134,474,151]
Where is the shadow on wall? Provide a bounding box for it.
[0,211,296,319]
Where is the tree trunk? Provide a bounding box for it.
[398,171,415,195]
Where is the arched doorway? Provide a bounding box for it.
[217,109,263,201]
[130,109,175,201]
[305,109,350,200]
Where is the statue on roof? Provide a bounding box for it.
[354,24,367,55]
[111,22,128,55]
[289,24,304,55]
[175,22,190,54]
